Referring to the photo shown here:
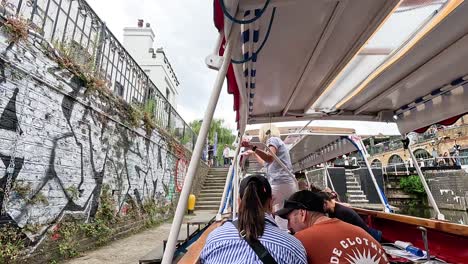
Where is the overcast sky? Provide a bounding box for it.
[86,0,401,136]
[87,0,237,130]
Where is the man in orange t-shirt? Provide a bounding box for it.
[276,190,389,264]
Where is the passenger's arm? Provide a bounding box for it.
[243,150,266,166]
[253,146,276,164]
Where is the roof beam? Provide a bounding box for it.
[281,0,347,117]
[354,33,468,115]
[248,112,379,124]
[304,0,401,111]
[335,0,464,110]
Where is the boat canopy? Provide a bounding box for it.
[214,0,468,134]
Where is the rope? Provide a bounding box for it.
[219,0,271,24]
[231,7,276,64]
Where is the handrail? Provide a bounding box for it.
[368,124,468,156]
[376,155,468,169]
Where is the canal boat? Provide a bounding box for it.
[160,0,468,263]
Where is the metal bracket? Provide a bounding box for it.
[205,55,224,70]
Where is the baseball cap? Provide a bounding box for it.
[275,190,325,219]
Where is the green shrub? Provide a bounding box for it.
[400,175,426,196]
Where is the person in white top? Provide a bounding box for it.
[223,144,230,167]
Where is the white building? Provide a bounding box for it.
[123,20,179,108]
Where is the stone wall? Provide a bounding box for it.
[425,169,468,211]
[0,19,207,259]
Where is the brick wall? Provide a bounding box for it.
[0,26,207,253]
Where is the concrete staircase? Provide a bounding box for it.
[345,170,369,204]
[196,167,229,211]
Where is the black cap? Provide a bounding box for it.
[275,190,325,219]
[239,175,272,200]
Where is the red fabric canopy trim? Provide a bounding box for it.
[414,113,466,133]
[213,0,242,126]
[213,0,224,33]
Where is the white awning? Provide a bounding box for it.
[218,0,468,134]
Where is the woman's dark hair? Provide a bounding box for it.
[238,175,272,241]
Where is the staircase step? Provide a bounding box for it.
[203,184,226,188]
[195,205,219,211]
[204,181,227,185]
[347,190,363,194]
[197,201,220,206]
[198,199,222,204]
[199,192,223,196]
[199,192,223,197]
[349,194,367,199]
[347,185,361,190]
[200,192,224,196]
[349,199,369,203]
[199,196,222,200]
[205,178,227,181]
[205,178,227,182]
[346,181,358,185]
[202,186,224,192]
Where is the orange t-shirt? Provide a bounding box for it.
[295,218,389,264]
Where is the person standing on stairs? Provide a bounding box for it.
[241,124,298,230]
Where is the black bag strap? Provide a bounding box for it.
[232,220,278,264]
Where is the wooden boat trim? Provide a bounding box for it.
[177,220,226,264]
[353,207,468,237]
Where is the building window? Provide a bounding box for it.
[114,81,124,97]
[388,154,403,165]
[413,149,431,160]
[371,159,382,168]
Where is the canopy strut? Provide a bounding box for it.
[407,141,445,220]
[161,28,237,264]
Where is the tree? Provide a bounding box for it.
[189,119,236,165]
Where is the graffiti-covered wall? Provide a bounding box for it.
[0,22,206,253]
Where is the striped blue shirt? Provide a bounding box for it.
[200,214,307,264]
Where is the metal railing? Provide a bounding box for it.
[376,155,468,175]
[1,0,195,150]
[368,124,468,157]
[305,168,327,190]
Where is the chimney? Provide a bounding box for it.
[123,20,155,62]
[146,23,151,28]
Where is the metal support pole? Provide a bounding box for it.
[161,32,235,264]
[407,145,445,220]
[217,139,240,219]
[325,164,335,191]
[356,138,391,213]
[321,154,335,191]
[233,149,243,219]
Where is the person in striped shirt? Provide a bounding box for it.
[200,175,307,264]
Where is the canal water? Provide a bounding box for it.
[398,206,468,225]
